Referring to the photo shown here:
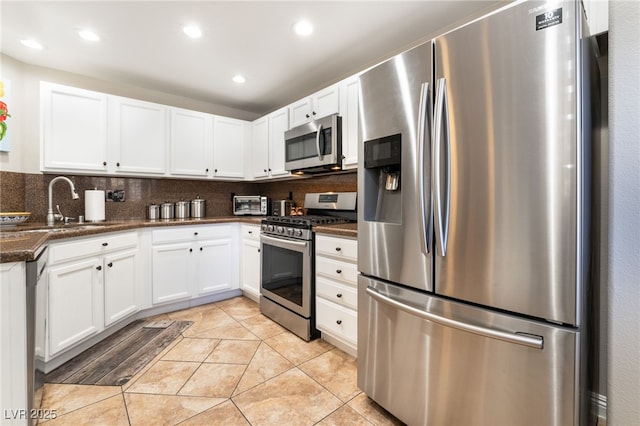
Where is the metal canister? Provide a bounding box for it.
[175,200,190,219]
[147,203,160,220]
[160,202,174,219]
[191,196,206,218]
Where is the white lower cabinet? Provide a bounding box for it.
[151,224,238,305]
[44,232,139,359]
[239,224,261,301]
[314,234,358,355]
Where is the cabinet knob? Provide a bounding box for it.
[268,168,272,172]
[102,242,109,247]
[214,169,218,173]
[200,247,203,251]
[336,269,342,274]
[206,168,209,172]
[116,162,120,167]
[96,265,102,271]
[189,248,193,252]
[335,247,341,252]
[264,169,267,173]
[248,231,253,234]
[305,113,310,118]
[258,249,260,253]
[103,161,107,166]
[107,262,113,268]
[336,320,342,325]
[312,111,317,116]
[336,293,342,298]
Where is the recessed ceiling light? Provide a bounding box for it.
[78,29,100,42]
[293,20,313,36]
[20,39,44,50]
[232,75,246,84]
[183,25,202,39]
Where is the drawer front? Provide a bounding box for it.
[316,298,357,345]
[316,256,358,284]
[315,235,357,261]
[49,232,138,265]
[241,224,261,241]
[152,224,233,243]
[316,276,357,310]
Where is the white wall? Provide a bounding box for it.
[607,0,640,424]
[0,54,259,174]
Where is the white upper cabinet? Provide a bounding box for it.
[251,116,269,178]
[169,108,213,178]
[339,76,360,169]
[110,97,167,176]
[41,82,109,173]
[212,116,247,179]
[583,0,608,35]
[250,107,290,180]
[289,84,340,128]
[268,108,290,178]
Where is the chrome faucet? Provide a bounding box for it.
[47,176,80,226]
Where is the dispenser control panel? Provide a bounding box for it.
[364,134,401,169]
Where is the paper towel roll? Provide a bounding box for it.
[85,190,105,222]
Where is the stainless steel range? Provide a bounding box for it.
[260,192,357,341]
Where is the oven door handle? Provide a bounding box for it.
[261,234,310,252]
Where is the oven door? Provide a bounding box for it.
[260,234,312,317]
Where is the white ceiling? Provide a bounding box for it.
[1,1,508,118]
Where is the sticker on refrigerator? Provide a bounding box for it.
[536,8,562,30]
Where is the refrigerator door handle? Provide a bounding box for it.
[418,82,432,255]
[433,78,451,256]
[315,123,324,160]
[366,286,544,349]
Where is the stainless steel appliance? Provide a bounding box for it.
[233,195,268,216]
[260,192,356,340]
[272,200,294,217]
[27,247,47,423]
[284,113,342,173]
[357,2,598,425]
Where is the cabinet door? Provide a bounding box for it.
[41,83,108,173]
[151,242,193,304]
[268,108,290,178]
[251,117,270,178]
[313,84,340,119]
[48,258,103,356]
[340,76,360,169]
[170,108,212,178]
[110,97,167,175]
[195,238,237,295]
[289,97,313,128]
[104,249,138,326]
[240,238,261,300]
[213,116,246,179]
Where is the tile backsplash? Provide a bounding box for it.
[0,171,357,223]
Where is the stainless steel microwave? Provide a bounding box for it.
[233,196,268,216]
[284,113,342,173]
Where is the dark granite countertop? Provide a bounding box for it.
[1,217,358,263]
[313,222,358,238]
[0,217,263,263]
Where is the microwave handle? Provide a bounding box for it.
[316,124,324,160]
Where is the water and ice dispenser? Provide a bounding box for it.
[363,134,402,223]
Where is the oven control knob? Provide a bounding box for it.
[294,229,303,237]
[286,228,294,236]
[277,226,284,234]
[267,225,275,232]
[261,224,267,232]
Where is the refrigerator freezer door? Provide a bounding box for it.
[358,41,433,292]
[433,1,582,325]
[358,275,580,426]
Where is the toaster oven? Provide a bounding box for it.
[233,196,269,216]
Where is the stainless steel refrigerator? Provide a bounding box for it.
[357,1,598,425]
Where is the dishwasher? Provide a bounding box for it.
[26,247,47,423]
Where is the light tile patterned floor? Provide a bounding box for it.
[37,296,403,426]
